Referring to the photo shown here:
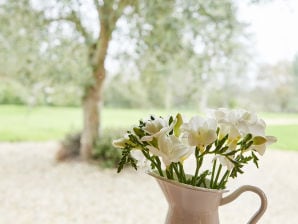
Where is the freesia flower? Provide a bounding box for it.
[114,109,277,190]
[218,122,241,141]
[210,108,230,122]
[143,116,168,135]
[215,154,234,170]
[182,116,217,148]
[251,135,277,155]
[147,134,193,167]
[236,110,266,137]
[141,116,175,142]
[112,134,130,149]
[130,150,151,169]
[211,108,267,141]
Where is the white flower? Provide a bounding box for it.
[130,150,151,169]
[211,108,266,139]
[147,134,194,167]
[251,135,277,155]
[143,116,168,135]
[141,116,176,142]
[236,110,266,136]
[182,116,217,147]
[218,122,241,140]
[209,108,239,140]
[246,118,266,137]
[210,108,230,122]
[112,134,130,149]
[215,155,234,170]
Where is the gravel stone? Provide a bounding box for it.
[0,142,297,224]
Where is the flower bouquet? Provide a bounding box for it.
[113,108,277,190]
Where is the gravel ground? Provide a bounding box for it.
[0,142,297,224]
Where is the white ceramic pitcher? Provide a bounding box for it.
[149,172,267,224]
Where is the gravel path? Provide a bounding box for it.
[0,142,297,224]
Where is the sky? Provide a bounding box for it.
[238,0,298,64]
[105,0,298,74]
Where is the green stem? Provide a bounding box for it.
[167,163,176,180]
[193,156,203,184]
[218,170,230,189]
[154,160,164,177]
[210,159,217,188]
[178,162,186,183]
[154,156,162,168]
[213,164,222,189]
[202,179,207,188]
[170,163,174,178]
[173,163,182,182]
[141,151,163,177]
[165,168,173,179]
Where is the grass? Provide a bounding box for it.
[0,105,82,141]
[0,105,297,150]
[266,125,298,151]
[0,105,196,141]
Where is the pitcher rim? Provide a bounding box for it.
[147,171,229,194]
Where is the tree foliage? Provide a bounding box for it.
[252,60,296,112]
[0,0,91,105]
[1,0,250,110]
[106,0,250,109]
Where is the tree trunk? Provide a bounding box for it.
[79,0,128,160]
[80,85,101,160]
[80,20,110,160]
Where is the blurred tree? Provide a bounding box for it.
[40,0,249,159]
[254,61,294,112]
[293,53,298,79]
[0,1,90,106]
[0,0,250,159]
[115,0,249,110]
[291,54,298,111]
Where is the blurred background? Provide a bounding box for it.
[0,0,298,223]
[0,0,297,151]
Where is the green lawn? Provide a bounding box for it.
[0,105,82,141]
[0,105,297,150]
[266,125,298,150]
[0,105,197,141]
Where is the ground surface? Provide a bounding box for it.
[0,142,297,224]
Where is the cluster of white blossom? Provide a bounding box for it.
[113,109,277,188]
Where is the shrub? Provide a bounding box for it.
[92,128,125,168]
[0,80,28,104]
[56,132,81,161]
[56,129,124,168]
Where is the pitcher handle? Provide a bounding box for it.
[220,185,267,224]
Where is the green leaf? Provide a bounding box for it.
[243,133,252,143]
[219,146,229,153]
[230,163,244,178]
[133,127,145,137]
[168,115,174,125]
[214,134,228,152]
[117,146,138,173]
[225,150,237,156]
[196,170,210,187]
[252,152,259,168]
[244,140,253,149]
